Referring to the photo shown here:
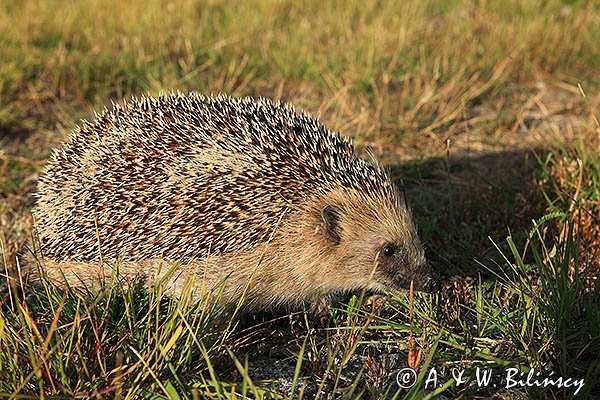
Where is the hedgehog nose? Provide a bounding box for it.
[421,276,440,293]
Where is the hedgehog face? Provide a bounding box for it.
[372,238,436,293]
[320,198,437,294]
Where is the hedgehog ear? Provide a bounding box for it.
[399,180,409,209]
[321,204,343,244]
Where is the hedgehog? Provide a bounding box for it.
[33,93,436,310]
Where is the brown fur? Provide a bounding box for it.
[38,187,431,310]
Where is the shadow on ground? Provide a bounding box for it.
[390,148,547,280]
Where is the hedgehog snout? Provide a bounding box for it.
[419,274,440,292]
[376,244,438,294]
[408,263,440,293]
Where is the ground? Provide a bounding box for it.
[1,0,599,399]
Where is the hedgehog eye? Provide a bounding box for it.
[381,243,396,258]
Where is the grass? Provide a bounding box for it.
[3,215,598,398]
[1,0,600,398]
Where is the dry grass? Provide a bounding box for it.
[1,0,600,398]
